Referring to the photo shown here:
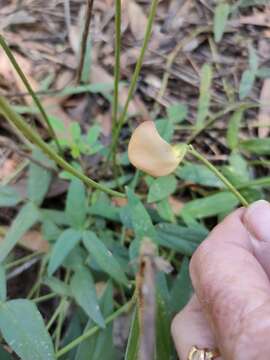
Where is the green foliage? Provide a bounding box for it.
[70,266,105,328]
[83,231,128,285]
[239,44,258,99]
[196,64,212,128]
[147,175,177,203]
[27,148,53,206]
[181,192,239,219]
[0,300,55,360]
[0,186,22,207]
[0,3,269,359]
[48,229,82,276]
[126,187,156,240]
[176,163,224,188]
[226,109,244,150]
[0,266,6,302]
[124,308,139,360]
[65,179,87,229]
[0,202,40,263]
[240,138,270,155]
[214,2,230,43]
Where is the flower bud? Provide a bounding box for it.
[128,121,187,177]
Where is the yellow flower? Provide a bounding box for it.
[128,121,187,177]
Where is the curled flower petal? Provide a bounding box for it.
[128,121,187,177]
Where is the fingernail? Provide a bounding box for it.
[243,200,270,242]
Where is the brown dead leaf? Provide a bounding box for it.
[168,196,184,214]
[112,197,128,207]
[239,9,270,27]
[0,49,72,139]
[0,228,49,253]
[127,0,147,41]
[258,79,270,138]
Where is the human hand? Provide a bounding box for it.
[171,200,270,360]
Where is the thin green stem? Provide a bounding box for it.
[33,293,57,303]
[112,0,121,133]
[188,145,249,207]
[187,102,258,143]
[110,0,159,159]
[0,35,61,152]
[0,96,125,198]
[5,252,43,270]
[55,296,135,358]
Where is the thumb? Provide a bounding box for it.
[243,200,270,276]
[190,206,270,360]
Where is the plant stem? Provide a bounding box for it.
[110,0,159,159]
[5,252,43,270]
[76,0,94,83]
[46,300,65,331]
[0,96,125,198]
[55,296,135,358]
[188,145,249,207]
[0,35,62,152]
[187,102,258,143]
[112,0,121,133]
[33,293,57,303]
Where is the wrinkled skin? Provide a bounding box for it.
[171,200,270,360]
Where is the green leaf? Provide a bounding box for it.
[156,223,207,256]
[126,187,156,241]
[257,67,270,79]
[248,44,258,73]
[181,192,239,219]
[0,186,22,207]
[0,266,6,302]
[82,231,128,285]
[214,2,230,43]
[196,64,212,129]
[156,198,175,222]
[75,282,115,360]
[81,37,92,84]
[48,228,81,276]
[43,277,71,297]
[156,274,173,360]
[65,179,87,229]
[87,124,101,146]
[176,163,224,188]
[27,149,53,206]
[240,138,270,155]
[170,257,193,314]
[156,119,174,142]
[239,69,256,99]
[0,300,55,360]
[167,103,187,123]
[226,109,244,150]
[238,0,267,6]
[124,307,139,360]
[229,152,249,180]
[70,266,105,327]
[147,175,177,203]
[0,202,39,263]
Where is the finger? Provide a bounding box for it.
[242,200,270,276]
[171,295,222,360]
[190,206,270,360]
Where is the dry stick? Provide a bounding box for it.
[76,0,94,84]
[112,0,121,132]
[0,35,62,153]
[0,96,125,198]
